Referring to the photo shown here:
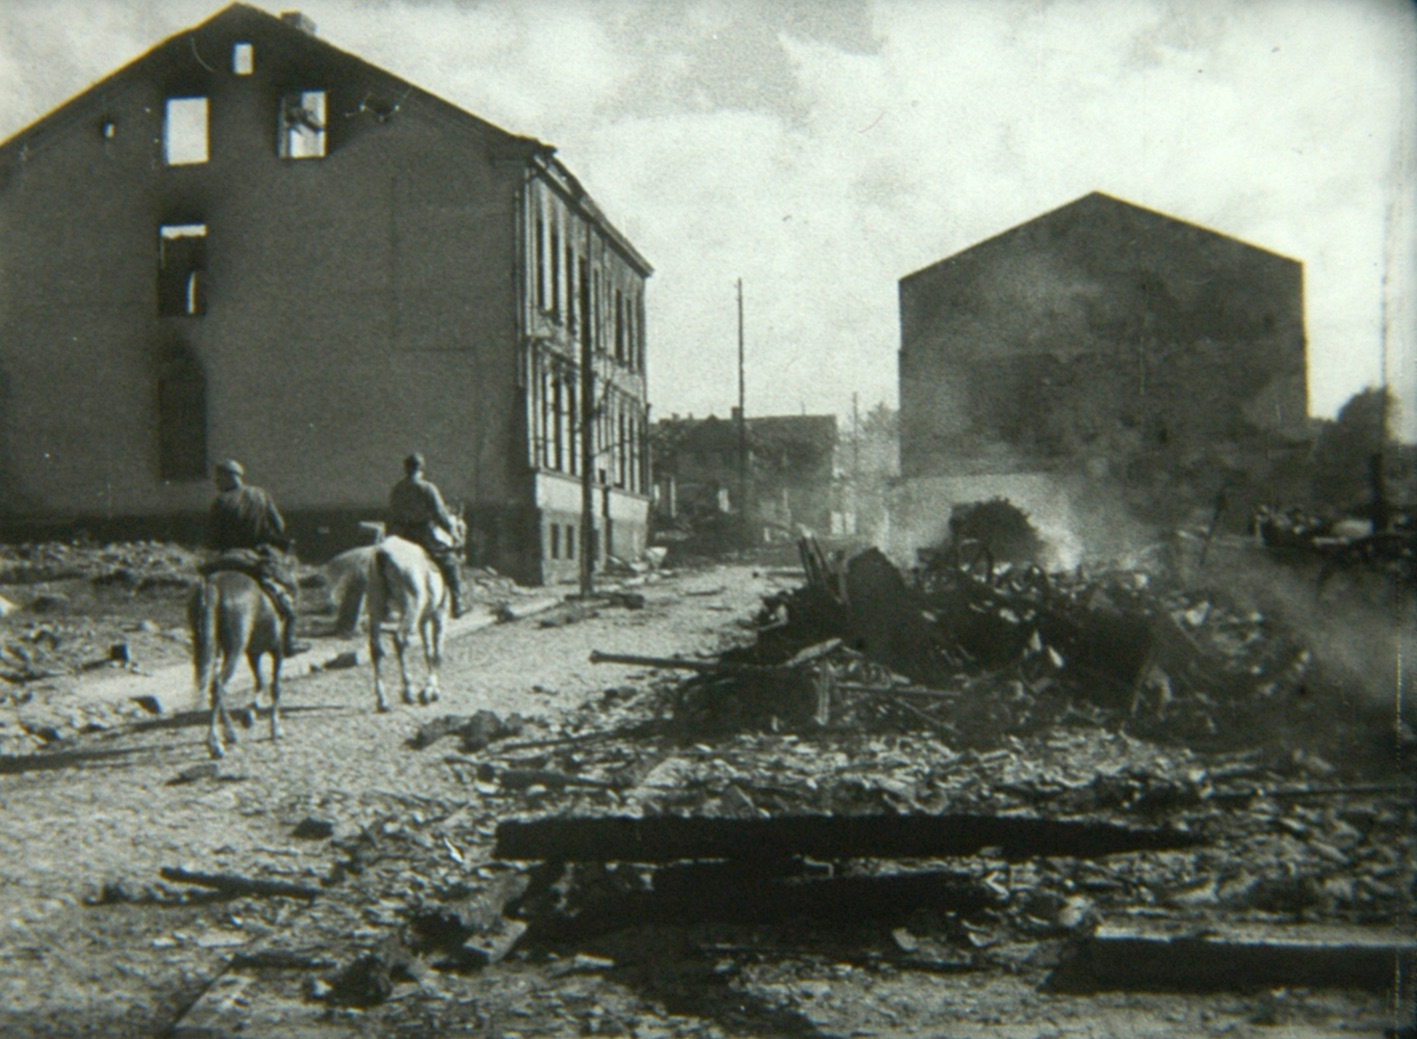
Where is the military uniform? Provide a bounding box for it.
[388,455,466,617]
[204,461,302,652]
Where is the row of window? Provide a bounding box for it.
[548,523,576,561]
[531,202,645,372]
[163,88,327,166]
[529,348,649,493]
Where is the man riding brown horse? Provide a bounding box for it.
[387,452,467,618]
[203,459,307,656]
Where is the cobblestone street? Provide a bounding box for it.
[0,567,767,1038]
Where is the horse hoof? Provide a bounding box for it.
[376,702,390,714]
[237,709,255,730]
[208,742,225,760]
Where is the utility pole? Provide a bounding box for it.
[852,392,861,536]
[736,278,748,548]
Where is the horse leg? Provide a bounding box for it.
[370,622,391,713]
[367,554,392,713]
[394,622,416,706]
[202,650,225,760]
[268,652,283,744]
[237,652,262,729]
[216,650,243,750]
[419,611,444,706]
[207,651,237,759]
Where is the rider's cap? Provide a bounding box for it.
[404,452,425,472]
[216,459,244,477]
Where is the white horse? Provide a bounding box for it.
[322,545,377,636]
[364,520,464,712]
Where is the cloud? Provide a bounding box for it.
[0,0,1413,434]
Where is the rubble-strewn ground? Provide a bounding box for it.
[0,543,1412,1038]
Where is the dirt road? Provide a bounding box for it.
[0,566,767,1038]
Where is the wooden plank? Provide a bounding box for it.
[494,812,1201,863]
[1051,919,1415,993]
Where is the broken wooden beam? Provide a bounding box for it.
[1207,782,1416,804]
[494,812,1201,863]
[526,865,995,939]
[159,865,323,901]
[1049,920,1415,993]
[589,647,837,674]
[589,650,736,673]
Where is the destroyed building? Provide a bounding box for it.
[0,3,652,586]
[895,192,1310,559]
[652,411,849,548]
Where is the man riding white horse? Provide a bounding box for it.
[387,452,467,618]
[203,459,307,656]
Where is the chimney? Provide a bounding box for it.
[280,11,317,35]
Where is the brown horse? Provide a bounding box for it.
[364,535,454,712]
[188,571,285,759]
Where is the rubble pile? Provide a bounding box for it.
[667,538,1399,770]
[0,542,208,753]
[1253,504,1417,591]
[0,539,201,587]
[431,708,1412,993]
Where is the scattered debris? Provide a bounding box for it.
[159,865,323,901]
[292,817,335,840]
[408,710,525,753]
[166,763,221,786]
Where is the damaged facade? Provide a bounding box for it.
[652,411,848,548]
[895,192,1309,560]
[0,3,651,585]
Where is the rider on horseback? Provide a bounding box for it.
[388,453,467,619]
[205,459,307,656]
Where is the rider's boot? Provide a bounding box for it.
[450,573,468,619]
[280,607,310,656]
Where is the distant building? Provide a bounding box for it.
[895,191,1309,560]
[652,411,847,547]
[0,3,651,585]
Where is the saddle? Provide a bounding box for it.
[200,547,297,596]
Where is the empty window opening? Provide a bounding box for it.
[550,226,561,317]
[552,374,565,471]
[567,378,579,475]
[566,524,576,560]
[550,524,560,560]
[232,42,254,75]
[279,90,326,159]
[535,214,547,310]
[157,346,208,480]
[616,290,628,364]
[158,224,208,316]
[164,97,209,165]
[592,268,602,351]
[617,410,628,487]
[565,245,577,330]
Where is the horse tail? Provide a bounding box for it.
[365,544,394,629]
[190,578,220,706]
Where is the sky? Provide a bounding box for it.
[1,0,1414,437]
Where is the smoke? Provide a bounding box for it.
[1193,543,1414,719]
